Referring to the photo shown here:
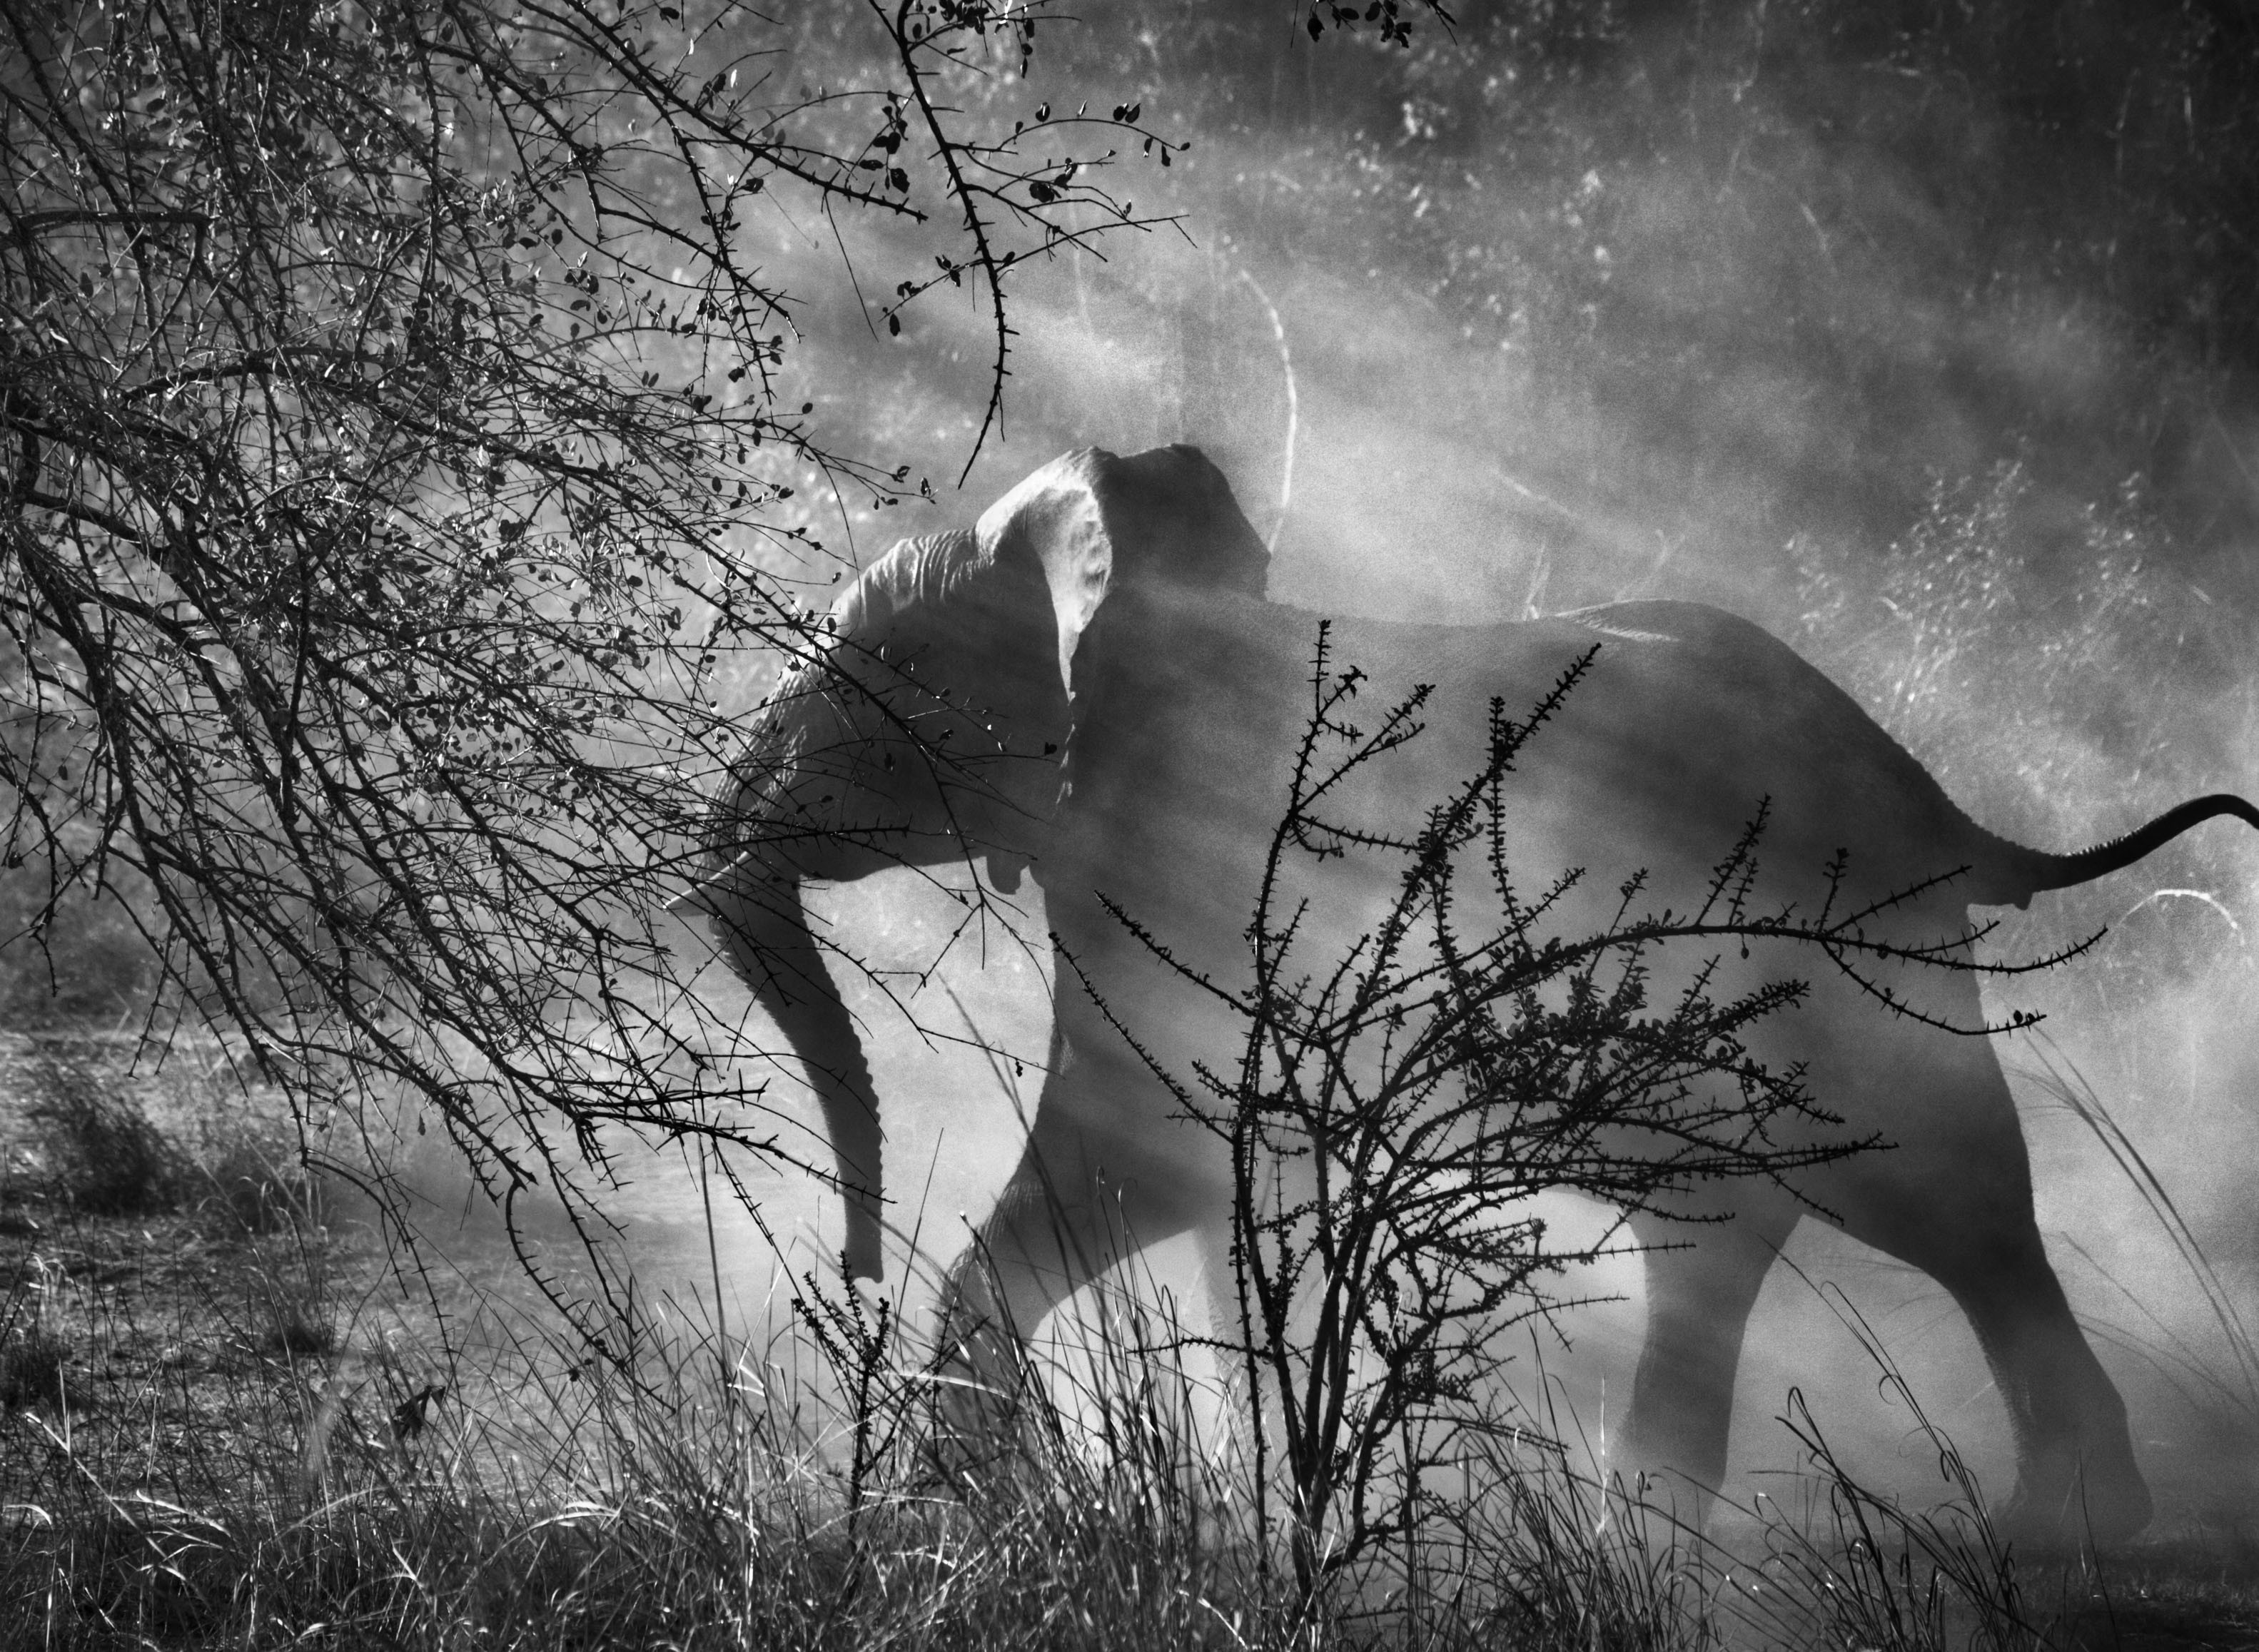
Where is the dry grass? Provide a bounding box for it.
[1,1046,2257,1648]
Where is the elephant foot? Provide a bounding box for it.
[1996,1456,2153,1551]
[921,1294,1041,1488]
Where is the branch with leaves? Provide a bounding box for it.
[0,0,1166,1316]
[869,0,1184,475]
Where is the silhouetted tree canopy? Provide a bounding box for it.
[0,0,1182,1266]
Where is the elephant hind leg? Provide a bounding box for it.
[1817,1050,2151,1544]
[1914,1227,2151,1546]
[1619,1199,1797,1526]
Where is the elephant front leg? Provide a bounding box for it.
[929,1239,1043,1464]
[929,1033,1223,1468]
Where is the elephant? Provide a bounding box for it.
[698,443,2259,1541]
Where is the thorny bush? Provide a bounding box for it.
[0,0,1178,1313]
[1087,628,2078,1599]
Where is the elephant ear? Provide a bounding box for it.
[810,523,1073,848]
[976,445,1270,700]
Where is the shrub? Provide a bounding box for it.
[24,1048,188,1217]
[0,1322,79,1412]
[201,1139,320,1238]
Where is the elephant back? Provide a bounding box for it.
[1540,599,2026,914]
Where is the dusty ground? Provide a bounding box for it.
[0,1032,455,1521]
[5,1030,2259,1648]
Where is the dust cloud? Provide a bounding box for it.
[405,1,2259,1528]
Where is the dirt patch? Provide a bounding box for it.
[0,1035,427,1514]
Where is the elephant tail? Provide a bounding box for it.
[1989,794,2259,907]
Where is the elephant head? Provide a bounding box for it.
[699,446,1269,1280]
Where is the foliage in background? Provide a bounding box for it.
[819,0,2259,660]
[1794,466,2259,1027]
[0,874,157,1022]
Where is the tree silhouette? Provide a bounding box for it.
[0,0,1173,1292]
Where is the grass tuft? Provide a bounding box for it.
[24,1046,190,1217]
[0,1320,81,1411]
[201,1137,320,1237]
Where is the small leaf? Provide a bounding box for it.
[887,313,901,336]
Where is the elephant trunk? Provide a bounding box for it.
[701,861,887,1282]
[689,452,1254,1283]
